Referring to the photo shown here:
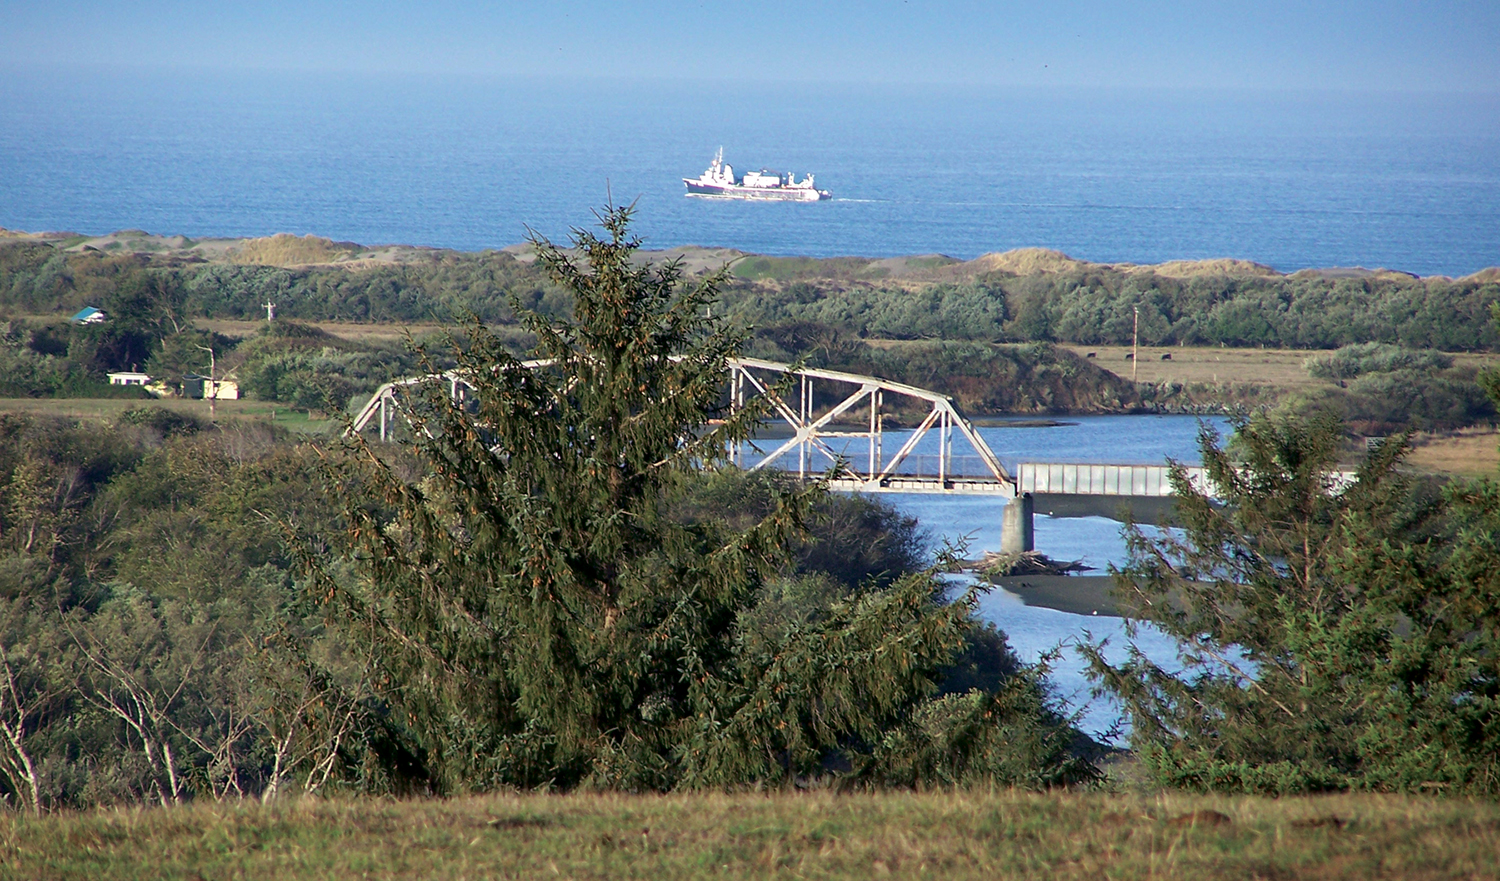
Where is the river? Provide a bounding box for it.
[871,414,1228,739]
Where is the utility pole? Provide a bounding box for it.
[263,301,276,322]
[196,344,217,421]
[1132,306,1139,382]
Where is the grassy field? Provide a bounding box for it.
[1058,343,1334,392]
[1406,428,1500,477]
[2,790,1497,880]
[0,396,338,434]
[1057,343,1499,391]
[197,318,446,344]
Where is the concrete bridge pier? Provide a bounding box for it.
[1001,492,1034,554]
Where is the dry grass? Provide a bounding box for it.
[963,250,1285,280]
[1406,428,1500,478]
[1059,344,1334,391]
[198,319,444,344]
[0,397,337,434]
[1127,258,1281,279]
[969,248,1091,276]
[231,234,361,266]
[1060,344,1499,393]
[1,791,1497,880]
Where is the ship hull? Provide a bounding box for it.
[683,180,830,201]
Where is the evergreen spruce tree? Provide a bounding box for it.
[308,206,1092,792]
[1086,411,1500,795]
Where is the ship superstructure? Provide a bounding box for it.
[683,148,830,201]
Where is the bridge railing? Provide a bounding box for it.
[1015,462,1358,499]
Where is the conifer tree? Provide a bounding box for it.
[1087,412,1500,794]
[309,206,1092,792]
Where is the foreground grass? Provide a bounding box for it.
[3,791,1498,880]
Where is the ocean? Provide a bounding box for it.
[2,69,1498,276]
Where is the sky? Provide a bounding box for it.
[2,0,1497,92]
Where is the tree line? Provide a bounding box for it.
[4,238,1498,350]
[8,240,1497,431]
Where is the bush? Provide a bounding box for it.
[1341,369,1494,431]
[116,407,207,438]
[1304,343,1453,380]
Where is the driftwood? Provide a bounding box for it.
[973,550,1092,578]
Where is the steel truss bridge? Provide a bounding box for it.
[348,358,1214,499]
[350,358,1020,496]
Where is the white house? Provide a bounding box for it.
[107,372,151,386]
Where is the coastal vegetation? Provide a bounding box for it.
[1088,413,1500,796]
[5,234,1497,351]
[0,411,1078,811]
[3,231,1498,432]
[3,218,1500,878]
[0,210,1092,813]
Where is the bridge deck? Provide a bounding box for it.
[822,464,1201,496]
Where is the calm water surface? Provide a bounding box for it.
[3,71,1497,275]
[872,415,1222,737]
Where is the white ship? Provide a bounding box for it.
[683,148,830,201]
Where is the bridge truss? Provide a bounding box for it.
[724,359,1013,495]
[348,357,1016,497]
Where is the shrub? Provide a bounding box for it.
[1303,342,1453,380]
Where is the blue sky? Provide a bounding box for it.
[2,1,1497,91]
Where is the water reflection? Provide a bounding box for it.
[882,493,1160,571]
[969,581,1182,739]
[902,500,1171,739]
[864,415,1224,739]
